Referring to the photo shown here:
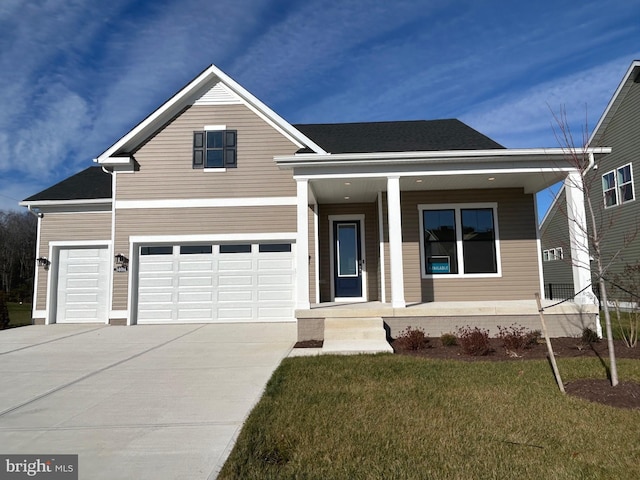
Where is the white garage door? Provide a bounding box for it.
[56,247,110,323]
[137,243,295,324]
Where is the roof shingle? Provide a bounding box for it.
[293,119,504,154]
[23,167,112,202]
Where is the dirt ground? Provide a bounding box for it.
[294,337,640,409]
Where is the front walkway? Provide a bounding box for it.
[0,323,296,479]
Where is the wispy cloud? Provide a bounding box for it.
[461,57,635,147]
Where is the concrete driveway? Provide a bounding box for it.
[0,323,296,479]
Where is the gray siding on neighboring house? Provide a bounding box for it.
[540,188,574,288]
[117,104,299,200]
[590,78,640,292]
[398,188,540,302]
[111,206,297,311]
[36,212,111,310]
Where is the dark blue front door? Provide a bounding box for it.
[334,221,362,298]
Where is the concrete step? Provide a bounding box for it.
[322,317,393,354]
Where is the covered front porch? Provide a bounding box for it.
[275,146,608,346]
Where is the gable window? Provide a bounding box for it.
[193,127,237,169]
[543,247,563,262]
[419,203,501,277]
[603,163,634,208]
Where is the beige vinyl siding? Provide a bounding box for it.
[540,188,574,286]
[36,212,111,310]
[400,189,540,302]
[117,104,299,200]
[589,79,640,289]
[111,205,296,310]
[317,203,379,302]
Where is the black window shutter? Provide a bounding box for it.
[225,130,237,167]
[193,131,205,168]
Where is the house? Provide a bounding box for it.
[21,64,601,343]
[541,60,640,305]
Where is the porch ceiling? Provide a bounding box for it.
[309,169,568,204]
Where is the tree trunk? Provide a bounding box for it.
[597,261,619,387]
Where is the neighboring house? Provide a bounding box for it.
[541,59,640,303]
[22,64,601,339]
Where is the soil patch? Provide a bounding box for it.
[391,337,640,410]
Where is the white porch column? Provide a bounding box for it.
[387,176,406,308]
[296,178,310,309]
[565,171,595,307]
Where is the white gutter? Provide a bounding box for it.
[275,147,612,168]
[19,198,112,208]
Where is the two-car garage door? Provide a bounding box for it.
[137,243,295,324]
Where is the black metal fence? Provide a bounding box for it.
[544,283,575,301]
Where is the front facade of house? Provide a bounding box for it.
[541,60,640,303]
[23,65,599,338]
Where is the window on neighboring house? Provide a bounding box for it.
[543,247,563,262]
[193,129,237,169]
[420,204,500,277]
[603,163,634,208]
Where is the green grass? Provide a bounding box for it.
[7,302,32,327]
[602,309,639,344]
[219,355,640,480]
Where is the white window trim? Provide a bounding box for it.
[200,125,231,171]
[603,163,635,209]
[543,247,563,262]
[418,202,502,279]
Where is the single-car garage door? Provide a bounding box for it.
[137,243,295,324]
[56,246,110,323]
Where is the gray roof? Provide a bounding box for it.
[294,119,504,154]
[23,167,112,202]
[23,119,504,202]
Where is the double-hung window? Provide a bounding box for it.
[543,247,563,262]
[419,203,500,277]
[603,163,634,208]
[193,126,237,169]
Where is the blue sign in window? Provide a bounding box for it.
[428,256,450,274]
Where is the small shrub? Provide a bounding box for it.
[440,332,457,347]
[456,326,493,356]
[497,324,538,352]
[581,327,600,344]
[395,327,430,350]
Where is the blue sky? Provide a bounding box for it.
[1,0,639,218]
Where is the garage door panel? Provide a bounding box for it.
[178,260,214,272]
[138,243,294,324]
[217,307,254,320]
[218,275,253,286]
[218,259,253,271]
[65,308,99,319]
[178,291,212,302]
[66,278,99,289]
[217,290,254,302]
[178,276,213,287]
[177,308,213,320]
[258,273,293,286]
[139,292,174,303]
[56,247,109,323]
[140,261,174,272]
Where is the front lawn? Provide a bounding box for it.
[219,355,640,479]
[7,302,32,328]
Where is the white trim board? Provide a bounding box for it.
[115,197,297,209]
